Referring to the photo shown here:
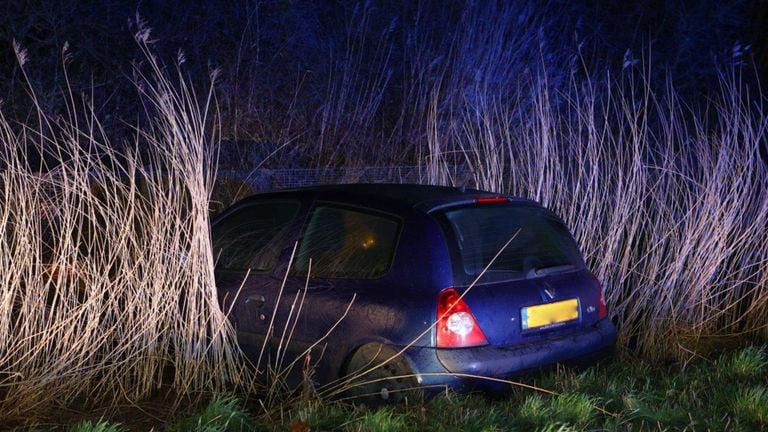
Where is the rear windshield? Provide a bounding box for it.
[440,204,584,283]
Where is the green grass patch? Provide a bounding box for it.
[49,344,768,431]
[169,396,254,432]
[67,420,124,432]
[359,406,409,432]
[717,346,767,379]
[732,386,768,428]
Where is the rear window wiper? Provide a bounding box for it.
[526,264,576,279]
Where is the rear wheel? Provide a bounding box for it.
[344,343,421,406]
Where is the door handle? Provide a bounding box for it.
[245,294,266,307]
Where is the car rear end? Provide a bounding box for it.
[408,195,616,391]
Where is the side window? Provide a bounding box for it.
[212,201,300,271]
[293,206,400,279]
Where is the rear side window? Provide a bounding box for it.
[212,201,300,271]
[293,206,400,279]
[441,205,584,283]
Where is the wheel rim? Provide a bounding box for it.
[345,343,419,404]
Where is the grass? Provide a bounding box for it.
[48,344,768,431]
[67,420,124,432]
[717,346,767,379]
[423,65,768,360]
[0,37,255,421]
[168,396,254,432]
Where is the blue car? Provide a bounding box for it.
[212,184,616,402]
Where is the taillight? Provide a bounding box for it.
[590,273,608,319]
[474,196,509,204]
[436,288,488,348]
[598,290,608,319]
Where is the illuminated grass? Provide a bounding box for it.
[170,396,254,432]
[732,386,768,427]
[717,346,767,379]
[0,37,254,420]
[27,344,764,430]
[67,420,124,432]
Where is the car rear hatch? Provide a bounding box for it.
[432,199,605,347]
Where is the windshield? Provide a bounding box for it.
[440,204,585,283]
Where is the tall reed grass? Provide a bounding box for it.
[0,41,252,420]
[422,66,768,359]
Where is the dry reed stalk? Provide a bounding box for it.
[0,40,254,420]
[423,66,768,360]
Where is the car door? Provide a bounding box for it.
[277,204,403,379]
[212,198,307,367]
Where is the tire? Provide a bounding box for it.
[343,343,422,406]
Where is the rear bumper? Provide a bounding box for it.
[402,318,616,392]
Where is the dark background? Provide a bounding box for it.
[1,0,765,166]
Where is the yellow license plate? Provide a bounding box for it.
[521,298,579,330]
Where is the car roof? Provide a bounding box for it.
[240,183,538,213]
